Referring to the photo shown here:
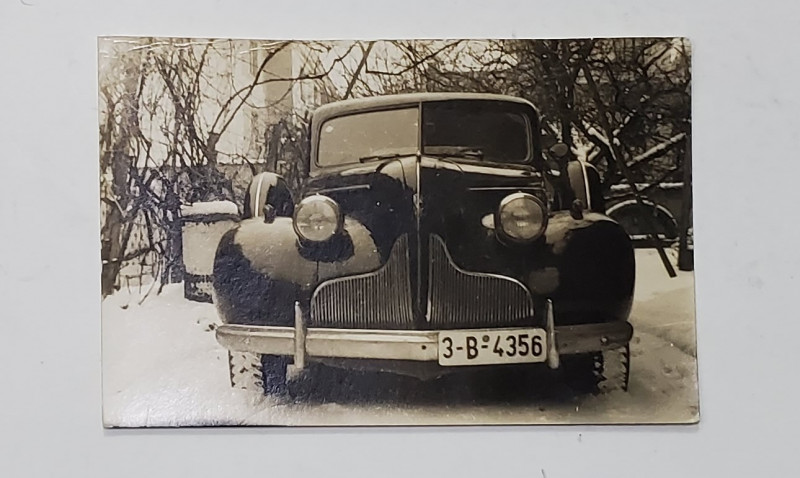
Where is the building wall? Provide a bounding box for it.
[214,40,297,165]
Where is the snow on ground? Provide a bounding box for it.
[102,249,698,427]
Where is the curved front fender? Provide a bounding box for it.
[533,211,636,325]
[544,210,621,254]
[212,216,381,326]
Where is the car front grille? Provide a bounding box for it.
[309,235,416,329]
[426,234,535,328]
[309,234,535,329]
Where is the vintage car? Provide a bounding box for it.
[212,92,635,397]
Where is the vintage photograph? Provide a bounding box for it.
[99,37,696,426]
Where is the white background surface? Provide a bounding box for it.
[0,0,797,476]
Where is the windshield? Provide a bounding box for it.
[422,101,531,163]
[317,107,419,166]
[316,100,532,166]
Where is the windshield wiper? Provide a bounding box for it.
[425,148,484,160]
[358,152,413,163]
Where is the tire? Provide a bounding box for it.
[228,351,264,391]
[228,351,290,397]
[607,199,679,243]
[561,346,630,394]
[598,345,631,394]
[561,352,603,394]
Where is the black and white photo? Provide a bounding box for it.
[99,37,696,426]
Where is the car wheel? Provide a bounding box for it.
[598,345,630,394]
[228,351,264,391]
[561,352,603,394]
[228,352,291,397]
[561,346,630,394]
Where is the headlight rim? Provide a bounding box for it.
[292,194,344,243]
[495,192,548,244]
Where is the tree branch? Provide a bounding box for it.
[343,41,375,99]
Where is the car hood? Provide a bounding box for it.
[306,155,544,247]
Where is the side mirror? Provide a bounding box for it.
[545,143,571,175]
[548,143,570,162]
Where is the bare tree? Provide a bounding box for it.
[99,38,692,297]
[99,39,367,296]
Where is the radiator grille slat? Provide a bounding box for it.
[427,235,535,328]
[309,234,535,329]
[310,235,414,329]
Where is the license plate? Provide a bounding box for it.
[438,328,547,366]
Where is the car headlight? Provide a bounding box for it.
[293,195,343,242]
[496,192,547,243]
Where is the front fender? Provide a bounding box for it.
[529,211,636,325]
[212,216,381,326]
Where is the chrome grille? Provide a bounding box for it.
[310,235,415,329]
[427,234,535,328]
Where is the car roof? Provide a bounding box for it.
[312,92,535,124]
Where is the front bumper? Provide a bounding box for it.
[216,301,633,372]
